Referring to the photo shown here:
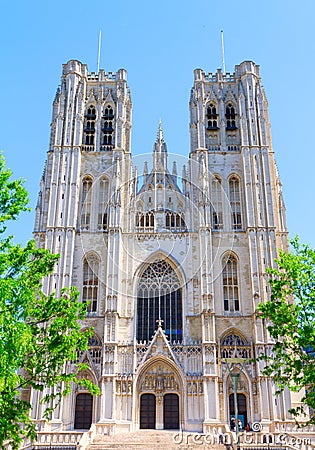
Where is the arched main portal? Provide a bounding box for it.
[137,259,182,342]
[137,358,183,430]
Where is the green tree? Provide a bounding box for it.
[258,237,315,424]
[0,154,99,449]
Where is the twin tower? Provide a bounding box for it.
[32,59,291,436]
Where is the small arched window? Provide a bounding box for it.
[206,102,218,130]
[80,177,93,230]
[98,177,109,231]
[103,120,113,130]
[229,176,242,230]
[103,133,112,145]
[136,211,154,231]
[87,106,96,117]
[85,134,94,145]
[104,106,114,118]
[222,254,239,312]
[83,105,96,149]
[211,176,223,230]
[82,255,99,313]
[165,211,186,231]
[226,103,236,129]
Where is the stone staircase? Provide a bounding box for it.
[26,425,315,450]
[87,430,226,449]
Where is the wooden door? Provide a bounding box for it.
[74,393,93,429]
[163,393,179,429]
[140,393,156,429]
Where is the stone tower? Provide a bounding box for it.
[32,59,293,439]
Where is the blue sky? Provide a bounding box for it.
[0,0,314,247]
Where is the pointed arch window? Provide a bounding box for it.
[211,176,223,230]
[104,106,114,118]
[226,103,236,130]
[82,255,99,313]
[222,254,239,312]
[206,103,218,130]
[229,176,242,230]
[83,105,96,148]
[98,177,109,231]
[87,334,102,365]
[80,177,92,230]
[137,259,182,342]
[76,334,102,365]
[221,333,251,359]
[101,104,114,151]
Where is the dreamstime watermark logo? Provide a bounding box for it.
[79,151,238,297]
[172,429,312,447]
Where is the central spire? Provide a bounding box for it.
[153,121,168,171]
[157,119,164,145]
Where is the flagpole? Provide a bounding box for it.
[97,30,102,72]
[221,30,226,74]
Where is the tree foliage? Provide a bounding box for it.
[0,154,99,449]
[258,237,315,424]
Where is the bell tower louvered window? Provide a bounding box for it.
[206,103,218,130]
[101,105,114,151]
[226,103,236,130]
[83,105,96,149]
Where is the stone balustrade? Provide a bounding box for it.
[271,421,315,434]
[33,431,83,447]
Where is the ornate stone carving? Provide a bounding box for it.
[117,346,133,374]
[139,364,179,394]
[171,344,185,369]
[104,345,115,374]
[186,346,202,375]
[187,379,203,395]
[136,343,149,368]
[116,377,133,396]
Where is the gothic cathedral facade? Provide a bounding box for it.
[33,59,293,434]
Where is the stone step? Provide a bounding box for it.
[87,430,226,449]
[88,444,225,449]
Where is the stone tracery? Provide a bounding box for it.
[137,259,182,342]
